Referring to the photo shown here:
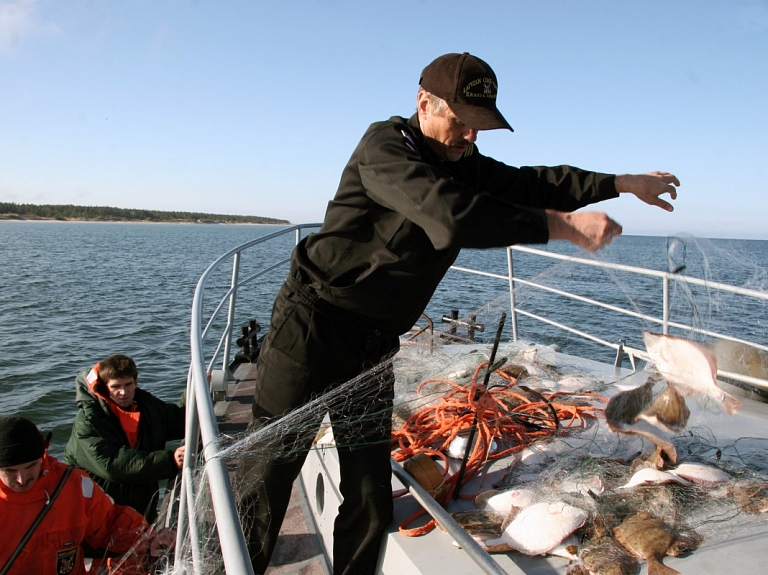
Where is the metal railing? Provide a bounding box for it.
[178,232,768,573]
[457,245,768,390]
[177,224,320,574]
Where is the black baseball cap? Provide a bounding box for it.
[0,416,48,468]
[419,52,513,131]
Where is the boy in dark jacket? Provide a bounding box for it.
[64,354,185,523]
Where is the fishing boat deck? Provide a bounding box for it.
[215,360,331,575]
[212,345,768,575]
[184,229,768,574]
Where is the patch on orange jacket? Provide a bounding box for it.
[56,546,78,574]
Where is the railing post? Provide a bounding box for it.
[507,247,519,342]
[175,369,202,569]
[221,252,241,375]
[662,274,670,335]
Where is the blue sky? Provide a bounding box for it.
[1,1,766,239]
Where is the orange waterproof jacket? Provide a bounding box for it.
[0,454,150,575]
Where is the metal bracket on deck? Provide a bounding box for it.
[235,319,262,363]
[614,339,637,372]
[441,310,485,342]
[209,369,232,403]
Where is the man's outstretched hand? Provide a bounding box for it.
[615,171,680,212]
[546,210,623,253]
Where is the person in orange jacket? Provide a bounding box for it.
[0,415,174,575]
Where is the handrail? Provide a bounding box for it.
[504,246,768,361]
[179,230,767,573]
[451,246,768,391]
[178,224,321,574]
[501,246,767,388]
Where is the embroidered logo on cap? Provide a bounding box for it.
[462,77,498,100]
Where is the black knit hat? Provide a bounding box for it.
[0,416,47,468]
[419,52,513,131]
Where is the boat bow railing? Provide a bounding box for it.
[178,224,320,574]
[179,232,768,573]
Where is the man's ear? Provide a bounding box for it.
[416,90,430,116]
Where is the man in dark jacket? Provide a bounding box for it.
[239,52,680,575]
[64,354,185,523]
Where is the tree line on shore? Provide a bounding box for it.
[0,202,289,224]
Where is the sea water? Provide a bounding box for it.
[1,221,766,458]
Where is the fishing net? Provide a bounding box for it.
[158,235,768,573]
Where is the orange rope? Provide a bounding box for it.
[391,361,606,535]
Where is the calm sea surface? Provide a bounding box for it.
[2,221,767,457]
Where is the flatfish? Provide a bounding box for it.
[638,382,690,432]
[606,377,689,432]
[607,418,677,465]
[483,500,588,556]
[614,511,703,575]
[444,488,539,544]
[475,487,537,518]
[556,473,605,496]
[730,479,768,514]
[616,467,691,490]
[669,462,731,486]
[605,380,682,463]
[592,484,683,533]
[556,374,601,392]
[605,379,655,426]
[642,332,742,415]
[573,535,640,575]
[442,509,504,541]
[498,364,530,380]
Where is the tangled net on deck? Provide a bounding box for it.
[390,358,607,535]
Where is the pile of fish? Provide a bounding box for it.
[448,461,735,575]
[431,333,768,574]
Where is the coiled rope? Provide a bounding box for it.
[391,361,606,535]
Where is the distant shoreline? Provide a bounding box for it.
[0,202,291,225]
[0,216,291,225]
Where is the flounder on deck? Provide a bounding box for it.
[614,511,703,575]
[482,500,588,556]
[569,535,640,575]
[669,462,731,486]
[616,467,691,490]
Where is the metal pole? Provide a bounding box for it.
[662,275,670,335]
[391,458,509,575]
[507,248,519,342]
[221,251,241,374]
[453,313,506,499]
[174,372,200,569]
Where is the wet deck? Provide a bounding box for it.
[215,360,331,575]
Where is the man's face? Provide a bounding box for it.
[105,376,138,409]
[0,459,43,492]
[418,93,479,162]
